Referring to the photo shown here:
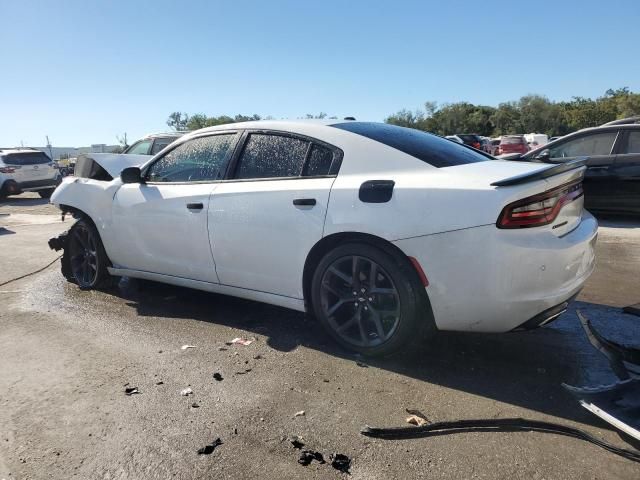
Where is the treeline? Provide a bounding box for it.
[385,88,640,137]
[165,88,640,138]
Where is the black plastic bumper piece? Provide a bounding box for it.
[512,293,579,331]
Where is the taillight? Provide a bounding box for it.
[0,166,16,174]
[497,181,584,229]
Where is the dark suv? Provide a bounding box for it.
[507,123,640,214]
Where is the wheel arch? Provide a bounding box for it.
[302,231,434,324]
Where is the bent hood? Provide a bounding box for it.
[76,153,149,179]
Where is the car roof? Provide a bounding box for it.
[0,147,44,155]
[139,132,187,140]
[182,119,354,138]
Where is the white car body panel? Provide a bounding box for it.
[77,153,149,178]
[209,177,335,299]
[50,120,598,334]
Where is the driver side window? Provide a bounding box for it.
[548,132,617,158]
[146,134,235,182]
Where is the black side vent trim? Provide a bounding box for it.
[359,180,395,203]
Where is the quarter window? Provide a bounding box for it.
[548,132,617,158]
[622,131,640,154]
[303,144,334,176]
[146,134,235,182]
[235,134,309,179]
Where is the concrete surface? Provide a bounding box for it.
[1,193,639,479]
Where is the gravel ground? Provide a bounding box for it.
[1,193,639,479]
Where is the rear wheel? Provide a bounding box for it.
[62,219,113,289]
[311,243,431,356]
[38,188,55,199]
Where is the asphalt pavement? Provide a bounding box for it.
[1,193,639,479]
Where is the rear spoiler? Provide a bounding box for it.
[491,157,587,187]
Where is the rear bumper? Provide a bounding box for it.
[393,211,598,332]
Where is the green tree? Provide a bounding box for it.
[167,112,189,131]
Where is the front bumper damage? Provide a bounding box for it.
[562,311,640,441]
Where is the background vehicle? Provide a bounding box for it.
[489,138,501,155]
[479,137,493,153]
[0,148,60,198]
[123,132,186,155]
[498,135,530,155]
[445,135,463,143]
[456,134,483,150]
[505,123,640,214]
[50,120,596,356]
[524,133,549,150]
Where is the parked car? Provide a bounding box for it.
[497,135,530,155]
[49,120,596,356]
[456,134,483,150]
[489,138,501,155]
[524,133,549,150]
[0,148,60,199]
[123,132,185,155]
[445,135,463,144]
[504,124,640,214]
[479,137,493,154]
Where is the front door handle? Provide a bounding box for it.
[186,202,204,210]
[293,198,316,206]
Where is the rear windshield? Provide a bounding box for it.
[500,136,525,144]
[1,151,51,165]
[331,122,488,168]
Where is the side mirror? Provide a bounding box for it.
[534,149,551,162]
[121,167,142,184]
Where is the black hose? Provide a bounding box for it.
[361,418,640,463]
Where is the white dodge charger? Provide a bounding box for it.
[50,120,597,356]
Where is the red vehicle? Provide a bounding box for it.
[498,135,530,155]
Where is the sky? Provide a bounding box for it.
[1,0,639,147]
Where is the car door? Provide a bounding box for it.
[610,129,640,214]
[110,133,239,282]
[209,131,341,299]
[545,130,620,212]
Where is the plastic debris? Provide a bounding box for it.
[191,402,200,408]
[197,437,223,455]
[181,345,196,350]
[235,368,252,375]
[156,381,164,385]
[298,450,325,466]
[125,387,140,396]
[213,373,223,381]
[294,410,305,417]
[180,388,193,396]
[330,453,351,473]
[231,337,253,346]
[405,408,430,426]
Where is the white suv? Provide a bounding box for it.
[0,148,61,199]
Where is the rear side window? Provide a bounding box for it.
[303,144,334,176]
[622,131,640,154]
[235,134,309,179]
[331,122,488,168]
[146,134,235,182]
[1,151,51,165]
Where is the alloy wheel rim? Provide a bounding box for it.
[320,255,401,348]
[69,225,99,287]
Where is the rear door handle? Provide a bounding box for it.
[186,202,204,210]
[293,198,316,206]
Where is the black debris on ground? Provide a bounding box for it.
[235,369,252,375]
[355,361,368,368]
[289,436,305,449]
[298,450,325,466]
[124,387,139,396]
[197,438,223,455]
[330,453,351,473]
[155,381,164,385]
[212,373,223,381]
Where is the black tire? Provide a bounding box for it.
[38,188,55,199]
[311,242,434,357]
[62,218,114,289]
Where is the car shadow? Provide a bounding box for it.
[110,277,640,431]
[0,196,49,207]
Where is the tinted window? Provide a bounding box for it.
[303,144,334,176]
[125,140,152,155]
[331,122,488,168]
[150,137,179,155]
[622,130,640,154]
[549,131,617,158]
[147,134,234,182]
[1,151,51,165]
[236,134,309,179]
